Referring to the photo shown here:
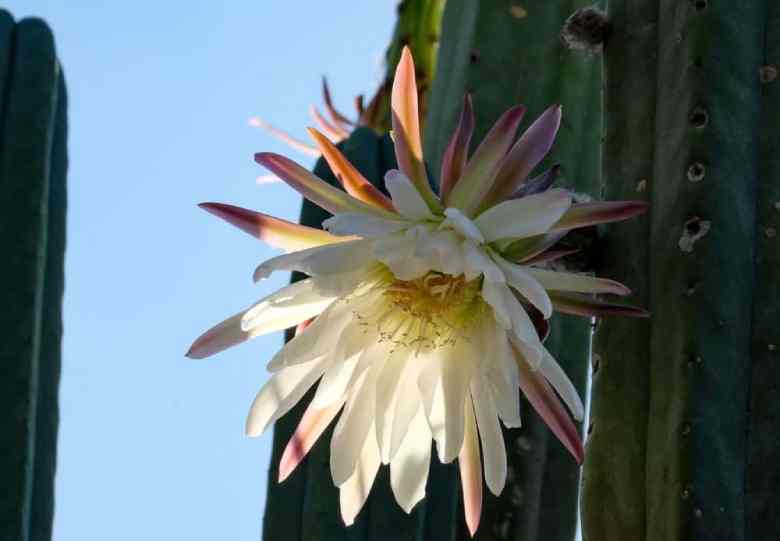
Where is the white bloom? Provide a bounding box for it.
[189,47,647,536]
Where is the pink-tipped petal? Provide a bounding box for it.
[322,77,354,127]
[446,105,526,215]
[502,232,568,263]
[186,311,249,359]
[549,200,650,233]
[515,353,584,463]
[521,248,580,265]
[459,398,483,537]
[510,163,561,199]
[480,104,562,211]
[526,267,632,296]
[278,400,344,482]
[310,104,350,141]
[249,117,321,158]
[391,47,441,212]
[549,291,650,318]
[439,95,475,200]
[294,318,314,337]
[306,127,396,212]
[255,152,395,218]
[199,202,341,251]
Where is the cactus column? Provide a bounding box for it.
[747,3,780,538]
[0,12,68,541]
[583,1,765,540]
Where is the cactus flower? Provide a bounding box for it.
[188,47,647,535]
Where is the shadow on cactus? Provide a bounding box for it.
[187,47,647,536]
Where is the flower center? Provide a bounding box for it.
[353,270,485,353]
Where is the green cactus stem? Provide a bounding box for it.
[424,1,601,539]
[583,1,765,540]
[0,13,67,541]
[746,3,780,538]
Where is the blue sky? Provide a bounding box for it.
[4,2,394,539]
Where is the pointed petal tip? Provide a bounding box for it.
[184,339,210,360]
[254,151,274,164]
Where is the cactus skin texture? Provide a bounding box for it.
[424,1,600,539]
[0,12,67,541]
[747,3,780,538]
[583,1,765,540]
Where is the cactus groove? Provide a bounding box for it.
[0,12,67,541]
[584,1,765,540]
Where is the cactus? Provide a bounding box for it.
[0,12,67,541]
[423,1,600,539]
[582,1,767,540]
[747,5,780,537]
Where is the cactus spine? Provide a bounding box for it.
[0,12,67,541]
[583,1,766,539]
[424,1,600,538]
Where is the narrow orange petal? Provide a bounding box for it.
[391,46,441,212]
[199,202,342,251]
[278,400,344,482]
[255,152,396,218]
[306,127,396,212]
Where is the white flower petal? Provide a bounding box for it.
[389,362,425,460]
[241,278,337,333]
[323,212,408,237]
[418,345,474,464]
[331,360,384,486]
[483,282,543,366]
[245,356,331,437]
[389,407,432,513]
[310,351,361,409]
[484,325,522,428]
[253,238,376,281]
[375,350,411,463]
[470,374,507,495]
[474,189,572,242]
[385,169,435,221]
[339,427,381,526]
[265,299,353,371]
[414,229,467,276]
[463,242,504,282]
[441,207,485,243]
[494,256,553,319]
[538,347,585,421]
[418,358,446,460]
[373,232,430,280]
